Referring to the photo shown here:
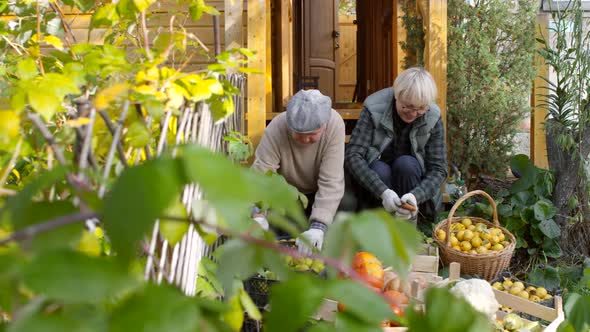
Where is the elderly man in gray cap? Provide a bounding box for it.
[251,89,345,254]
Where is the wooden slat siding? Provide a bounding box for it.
[423,0,447,128]
[393,0,407,78]
[531,13,550,168]
[246,0,268,148]
[1,7,248,69]
[337,15,357,102]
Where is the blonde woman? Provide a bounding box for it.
[343,67,447,224]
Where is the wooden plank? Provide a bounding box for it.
[280,0,293,106]
[531,13,550,169]
[393,0,407,78]
[247,0,268,148]
[412,244,439,274]
[266,0,272,114]
[423,0,447,128]
[225,0,244,50]
[493,289,559,322]
[337,14,357,102]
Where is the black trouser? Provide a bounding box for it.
[340,155,437,228]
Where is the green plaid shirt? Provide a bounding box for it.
[345,106,447,204]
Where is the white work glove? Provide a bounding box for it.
[296,228,324,255]
[380,189,401,213]
[396,193,418,220]
[252,216,269,231]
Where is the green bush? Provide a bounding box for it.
[447,0,537,185]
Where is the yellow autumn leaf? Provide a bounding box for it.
[204,78,223,94]
[166,84,187,109]
[44,35,64,50]
[95,83,129,110]
[0,110,20,142]
[66,117,91,128]
[133,84,158,96]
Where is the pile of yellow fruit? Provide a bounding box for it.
[492,277,553,303]
[436,218,511,254]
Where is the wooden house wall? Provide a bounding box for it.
[1,1,248,72]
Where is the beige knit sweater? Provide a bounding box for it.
[252,109,345,225]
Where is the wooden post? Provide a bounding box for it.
[393,0,408,78]
[247,0,268,148]
[530,13,550,169]
[225,0,243,51]
[224,0,243,85]
[281,0,293,106]
[424,0,447,127]
[266,0,273,114]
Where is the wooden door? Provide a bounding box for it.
[356,0,395,101]
[296,0,339,101]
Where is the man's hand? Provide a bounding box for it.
[296,228,324,255]
[380,189,401,213]
[396,193,418,220]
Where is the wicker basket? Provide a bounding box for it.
[433,190,516,281]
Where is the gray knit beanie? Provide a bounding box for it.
[286,89,331,133]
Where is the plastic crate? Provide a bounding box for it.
[244,276,278,308]
[242,315,263,332]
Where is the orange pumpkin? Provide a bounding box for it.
[383,290,409,305]
[388,304,404,327]
[352,252,385,290]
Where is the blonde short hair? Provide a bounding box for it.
[393,67,437,107]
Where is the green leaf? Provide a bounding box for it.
[203,5,220,15]
[28,89,61,121]
[509,154,537,193]
[349,211,396,270]
[125,121,150,148]
[561,294,590,332]
[538,218,561,239]
[19,201,84,252]
[2,167,67,228]
[144,100,165,120]
[534,199,557,221]
[74,0,95,12]
[132,0,155,12]
[159,200,189,246]
[189,0,205,21]
[216,240,260,295]
[21,249,138,303]
[528,265,561,291]
[180,145,303,231]
[110,284,200,332]
[90,4,119,28]
[40,73,80,99]
[16,58,38,80]
[209,95,235,121]
[326,279,391,324]
[239,288,261,321]
[223,293,244,331]
[323,216,354,278]
[7,308,101,332]
[542,238,562,258]
[103,157,184,260]
[266,275,325,332]
[407,287,493,332]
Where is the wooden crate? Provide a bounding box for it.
[494,290,564,332]
[446,263,565,332]
[411,243,439,275]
